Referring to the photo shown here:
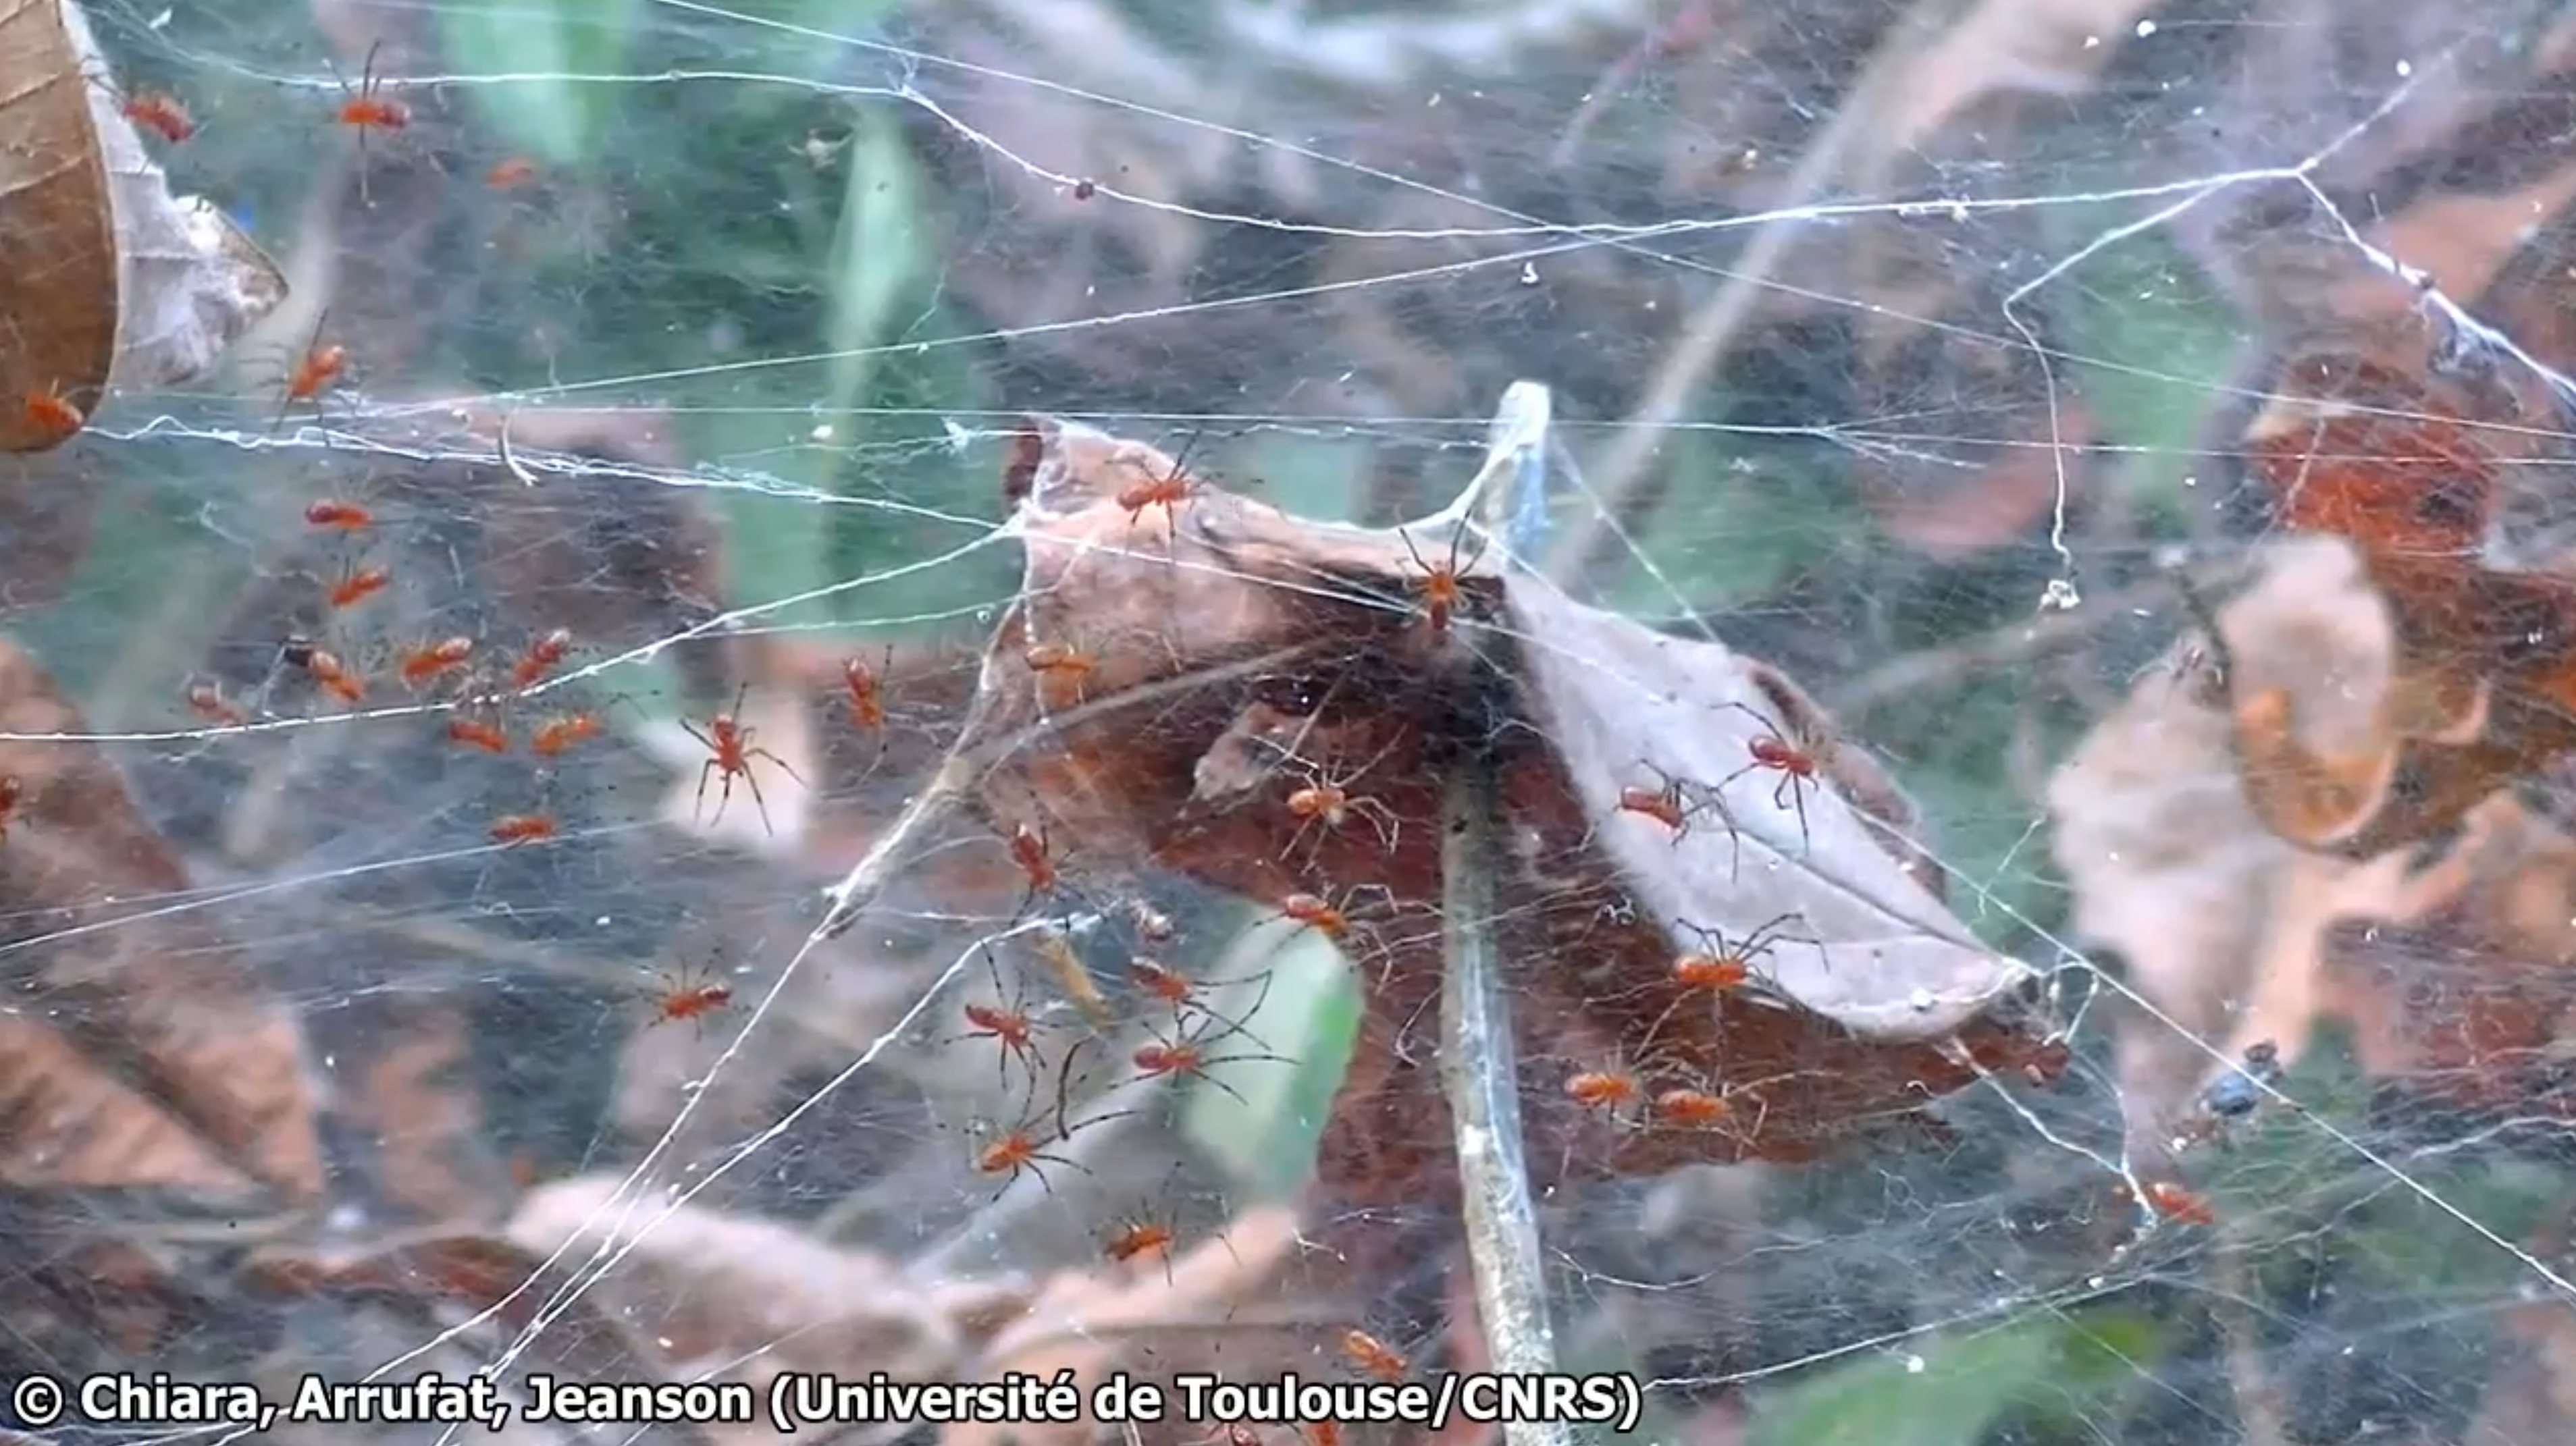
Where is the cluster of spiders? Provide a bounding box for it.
[1560,912,1812,1145]
[1610,700,1831,869]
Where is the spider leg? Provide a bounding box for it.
[1194,1067,1255,1108]
[1786,778,1810,853]
[694,757,720,822]
[747,745,808,786]
[743,761,773,836]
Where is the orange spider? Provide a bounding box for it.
[942,948,1044,1090]
[970,1039,1132,1199]
[485,157,536,189]
[1614,761,1741,876]
[23,383,82,444]
[332,42,410,138]
[1716,702,1822,851]
[1616,762,1705,836]
[325,558,390,610]
[1100,1175,1186,1285]
[1565,1061,1646,1123]
[122,90,195,144]
[1653,1087,1732,1128]
[529,712,602,757]
[304,498,373,531]
[2130,1178,2216,1227]
[646,963,735,1034]
[840,647,891,730]
[1006,820,1062,914]
[1672,914,1806,992]
[1279,890,1359,940]
[1282,734,1404,859]
[490,811,556,845]
[1103,1212,1176,1269]
[511,628,575,690]
[1114,448,1200,539]
[283,638,365,705]
[1023,638,1099,702]
[1396,521,1489,635]
[183,680,248,726]
[682,683,806,836]
[287,343,348,404]
[446,718,509,754]
[396,636,473,689]
[1339,1329,1407,1383]
[1131,1014,1294,1106]
[1126,957,1202,1013]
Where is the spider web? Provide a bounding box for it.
[2,2,2574,1445]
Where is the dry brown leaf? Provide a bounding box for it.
[895,417,2063,1206]
[2048,537,2479,1149]
[949,1204,1304,1446]
[512,1174,1034,1435]
[0,637,324,1200]
[0,0,117,451]
[57,0,283,392]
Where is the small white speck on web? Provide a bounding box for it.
[2136,19,2157,36]
[1521,262,1540,285]
[1910,988,1935,1011]
[1905,1354,1926,1374]
[2041,577,2082,611]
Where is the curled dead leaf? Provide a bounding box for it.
[0,0,117,451]
[56,0,282,392]
[2049,539,2422,1150]
[2202,351,2576,857]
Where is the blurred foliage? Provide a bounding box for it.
[1747,1311,2162,1446]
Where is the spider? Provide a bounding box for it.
[1715,701,1822,852]
[1280,733,1404,861]
[940,946,1045,1092]
[969,1038,1133,1199]
[1608,761,1741,878]
[1640,913,1809,1044]
[1114,433,1205,543]
[682,683,806,836]
[1396,520,1490,636]
[1130,1009,1296,1107]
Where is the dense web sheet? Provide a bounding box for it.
[13,1,2576,1444]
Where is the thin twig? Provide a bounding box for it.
[1440,771,1565,1446]
[1438,385,1566,1445]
